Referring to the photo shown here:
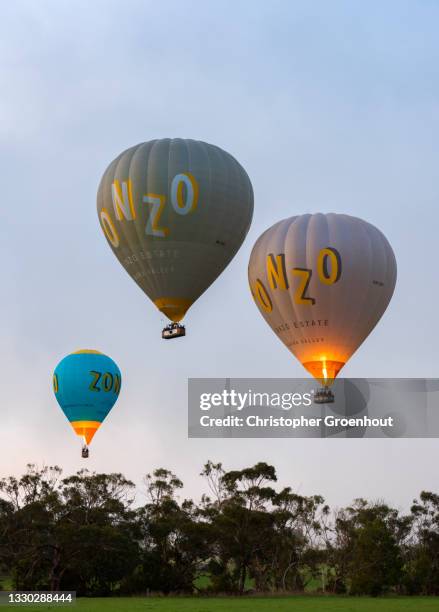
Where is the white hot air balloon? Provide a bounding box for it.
[248,213,397,399]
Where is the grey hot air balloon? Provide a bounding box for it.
[248,213,397,391]
[97,139,254,338]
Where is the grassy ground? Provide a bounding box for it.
[3,597,439,611]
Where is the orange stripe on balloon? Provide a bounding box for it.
[71,420,101,445]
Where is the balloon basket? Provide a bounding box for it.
[314,386,335,404]
[81,445,90,459]
[162,323,186,340]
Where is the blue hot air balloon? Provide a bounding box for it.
[53,350,121,457]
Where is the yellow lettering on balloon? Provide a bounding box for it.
[100,208,120,248]
[317,247,342,285]
[111,180,136,220]
[292,268,315,305]
[252,279,273,312]
[170,173,199,215]
[143,194,169,238]
[266,254,289,290]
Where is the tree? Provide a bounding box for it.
[0,465,140,595]
[1,463,437,598]
[0,464,63,590]
[57,470,139,595]
[406,491,439,595]
[270,489,328,592]
[137,469,209,594]
[331,500,410,596]
[200,461,278,594]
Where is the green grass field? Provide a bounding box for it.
[3,597,439,612]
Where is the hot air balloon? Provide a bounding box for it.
[53,350,121,458]
[97,139,253,339]
[248,213,397,403]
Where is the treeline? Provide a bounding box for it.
[0,462,438,597]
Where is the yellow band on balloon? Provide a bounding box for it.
[72,349,103,355]
[154,297,192,323]
[71,420,101,445]
[302,360,345,386]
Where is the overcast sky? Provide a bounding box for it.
[1,0,438,510]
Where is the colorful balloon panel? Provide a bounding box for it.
[97,138,254,322]
[248,213,397,384]
[53,350,121,444]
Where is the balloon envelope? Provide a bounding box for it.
[53,350,121,444]
[248,213,397,383]
[97,138,254,322]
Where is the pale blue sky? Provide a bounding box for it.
[1,0,438,508]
